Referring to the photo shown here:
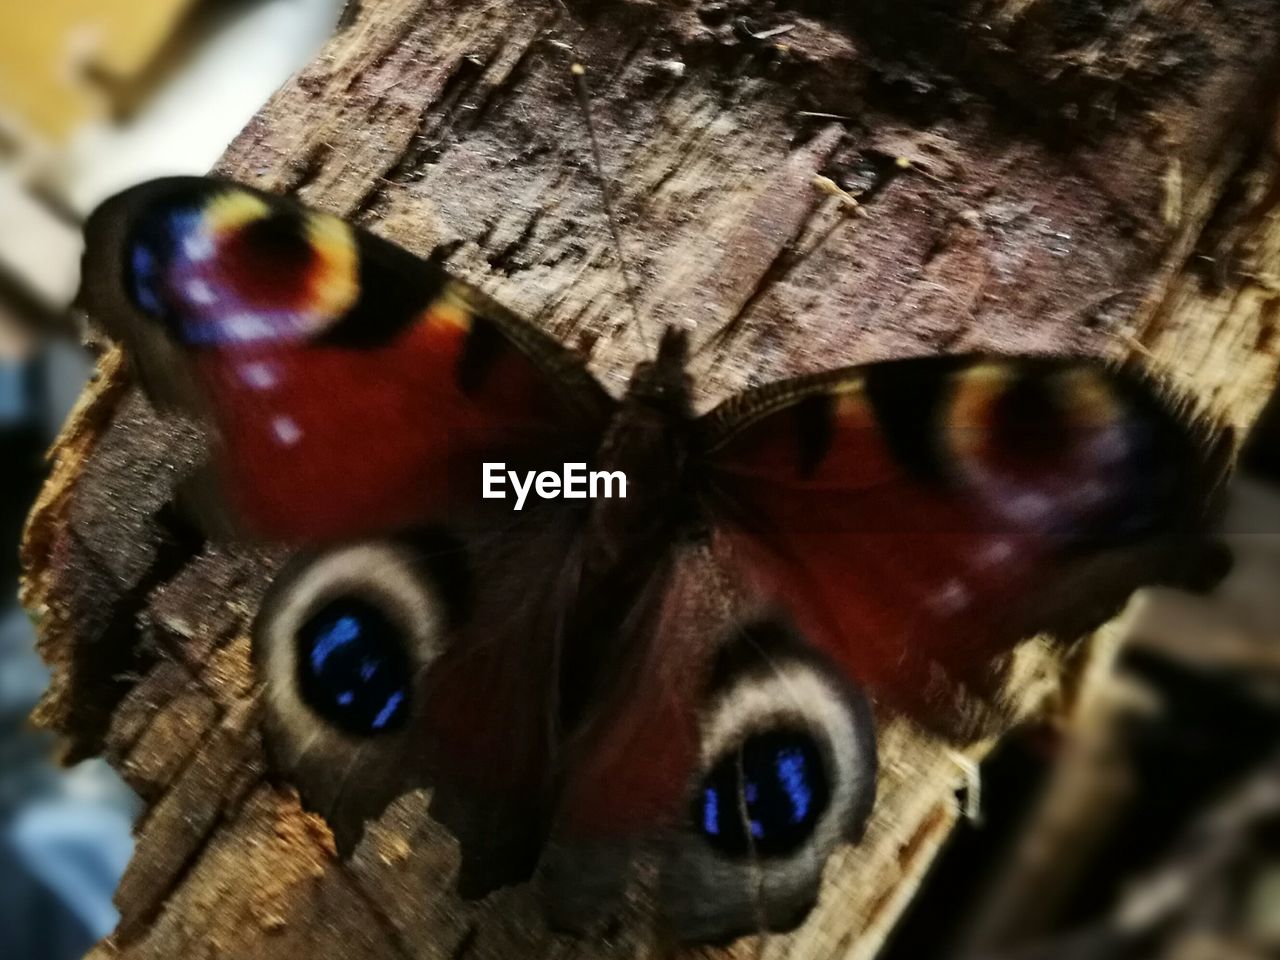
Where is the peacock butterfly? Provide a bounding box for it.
[78,175,1228,944]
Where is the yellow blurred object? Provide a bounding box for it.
[0,0,201,144]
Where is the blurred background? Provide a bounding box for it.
[1,3,1279,960]
[0,2,343,957]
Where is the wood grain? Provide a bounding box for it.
[21,1,1280,958]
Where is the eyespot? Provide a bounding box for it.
[256,541,450,748]
[944,363,1139,534]
[661,620,877,943]
[294,595,413,736]
[216,210,320,310]
[250,535,473,856]
[697,728,831,859]
[123,187,359,346]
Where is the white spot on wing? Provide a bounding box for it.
[225,313,274,341]
[978,538,1016,568]
[185,279,217,305]
[1004,491,1054,526]
[272,416,303,446]
[184,233,215,262]
[928,579,971,616]
[238,362,278,390]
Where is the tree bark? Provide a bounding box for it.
[20,1,1280,958]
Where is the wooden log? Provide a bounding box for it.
[20,1,1280,957]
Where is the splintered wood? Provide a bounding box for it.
[20,1,1280,959]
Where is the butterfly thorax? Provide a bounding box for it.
[584,327,699,570]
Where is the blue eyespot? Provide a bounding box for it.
[296,597,411,736]
[696,729,830,859]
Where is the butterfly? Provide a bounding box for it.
[78,175,1229,945]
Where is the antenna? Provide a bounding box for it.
[570,62,653,353]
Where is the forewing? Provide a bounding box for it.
[699,355,1228,736]
[80,176,619,889]
[79,177,614,542]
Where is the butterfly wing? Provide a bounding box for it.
[699,354,1229,736]
[252,506,591,890]
[79,177,620,885]
[542,539,878,944]
[543,355,1226,943]
[79,177,614,542]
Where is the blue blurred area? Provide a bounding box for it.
[0,346,141,960]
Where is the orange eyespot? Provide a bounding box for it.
[946,363,1123,472]
[304,212,360,321]
[204,190,272,235]
[197,194,360,336]
[941,362,1137,531]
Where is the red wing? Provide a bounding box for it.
[79,177,613,543]
[699,355,1227,737]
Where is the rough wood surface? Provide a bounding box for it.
[20,1,1280,958]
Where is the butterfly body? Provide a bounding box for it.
[78,176,1229,944]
